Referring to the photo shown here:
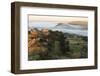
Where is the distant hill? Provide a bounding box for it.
[49,23,87,36]
[55,23,87,30]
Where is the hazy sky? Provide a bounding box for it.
[29,15,88,23]
[28,15,88,28]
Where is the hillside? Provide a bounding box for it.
[28,28,88,60]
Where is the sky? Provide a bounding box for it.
[29,15,88,23]
[28,15,88,28]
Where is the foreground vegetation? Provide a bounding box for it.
[28,28,88,60]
